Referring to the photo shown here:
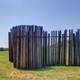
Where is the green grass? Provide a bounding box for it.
[0,51,80,80]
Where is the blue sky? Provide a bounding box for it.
[0,0,80,47]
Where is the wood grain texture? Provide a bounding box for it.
[9,26,80,69]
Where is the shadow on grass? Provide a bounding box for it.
[16,65,79,71]
[16,66,55,71]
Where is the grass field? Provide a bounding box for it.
[0,51,80,80]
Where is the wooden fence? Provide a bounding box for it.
[9,25,80,69]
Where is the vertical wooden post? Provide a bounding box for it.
[36,26,43,68]
[55,31,58,65]
[77,30,79,65]
[12,27,17,68]
[51,31,54,65]
[28,26,33,69]
[68,30,72,65]
[75,31,78,65]
[78,29,80,65]
[43,31,47,66]
[32,25,36,69]
[47,33,50,66]
[51,31,58,65]
[51,31,53,65]
[16,27,20,68]
[61,30,67,65]
[9,32,13,62]
[76,29,80,65]
[22,26,26,68]
[43,31,45,66]
[49,33,52,66]
[25,26,29,69]
[64,30,67,65]
[58,30,61,65]
[68,29,75,65]
[35,26,39,68]
[20,26,23,69]
[61,34,64,65]
[42,31,43,66]
[73,33,76,65]
[34,26,37,68]
[39,26,43,67]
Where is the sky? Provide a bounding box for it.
[0,0,80,47]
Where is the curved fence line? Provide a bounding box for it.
[9,25,80,69]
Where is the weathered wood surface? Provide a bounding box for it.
[47,33,50,66]
[58,30,61,64]
[78,29,80,65]
[9,25,80,69]
[9,32,13,62]
[68,29,75,65]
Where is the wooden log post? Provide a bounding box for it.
[68,29,75,66]
[8,32,11,62]
[68,29,72,65]
[9,31,13,62]
[20,26,24,69]
[12,27,17,68]
[75,30,79,65]
[73,33,76,65]
[61,34,64,65]
[78,29,80,65]
[47,33,50,66]
[22,26,26,69]
[61,30,67,65]
[34,26,38,68]
[55,31,58,65]
[28,26,33,69]
[51,31,54,65]
[32,25,36,69]
[75,31,78,65]
[58,30,61,65]
[78,29,80,66]
[16,26,20,68]
[41,31,43,66]
[49,33,52,66]
[37,26,43,68]
[43,31,45,66]
[25,26,29,69]
[43,31,47,66]
[35,26,39,68]
[64,30,67,65]
[44,31,47,66]
[51,31,56,65]
[73,33,75,65]
[39,26,43,67]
